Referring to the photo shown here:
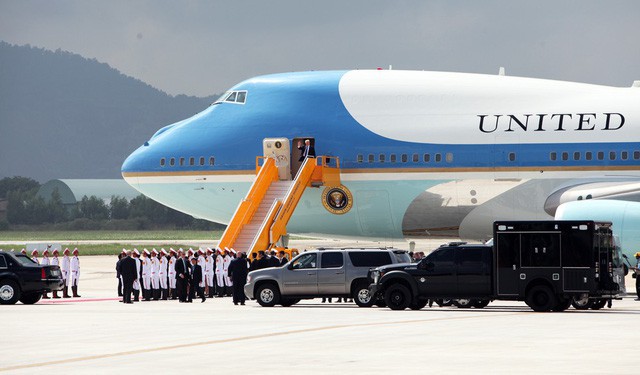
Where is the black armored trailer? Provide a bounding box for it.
[494,220,624,311]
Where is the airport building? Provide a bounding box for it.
[36,179,140,209]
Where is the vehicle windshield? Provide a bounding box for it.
[15,254,37,266]
[393,251,411,263]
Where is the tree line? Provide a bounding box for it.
[0,176,222,231]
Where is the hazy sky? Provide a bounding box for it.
[1,1,639,97]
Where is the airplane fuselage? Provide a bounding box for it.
[122,70,640,259]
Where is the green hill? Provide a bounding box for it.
[0,42,216,181]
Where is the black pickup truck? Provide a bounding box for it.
[369,221,625,312]
[0,250,64,305]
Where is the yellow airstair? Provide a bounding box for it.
[218,156,340,255]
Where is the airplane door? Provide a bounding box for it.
[263,138,291,180]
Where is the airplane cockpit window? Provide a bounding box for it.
[225,92,238,102]
[212,90,248,105]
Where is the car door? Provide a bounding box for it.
[317,252,346,294]
[420,248,457,296]
[282,253,318,295]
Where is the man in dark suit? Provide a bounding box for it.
[228,251,250,305]
[277,251,288,267]
[188,257,205,303]
[297,139,316,161]
[120,250,138,304]
[175,250,190,302]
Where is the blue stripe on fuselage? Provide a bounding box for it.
[122,71,639,174]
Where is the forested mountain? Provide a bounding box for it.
[0,42,216,181]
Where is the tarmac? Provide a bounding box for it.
[1,239,638,374]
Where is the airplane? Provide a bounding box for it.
[121,69,640,262]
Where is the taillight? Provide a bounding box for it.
[41,268,46,280]
[608,261,612,273]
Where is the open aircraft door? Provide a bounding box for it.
[263,138,291,180]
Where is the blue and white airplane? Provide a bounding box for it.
[122,69,640,260]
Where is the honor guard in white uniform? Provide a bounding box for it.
[61,248,71,298]
[40,249,51,299]
[215,249,225,297]
[132,249,141,301]
[150,249,160,300]
[204,248,215,298]
[50,249,61,298]
[141,249,152,301]
[168,249,177,299]
[21,249,27,255]
[159,249,169,300]
[188,248,195,261]
[31,250,39,264]
[69,248,81,297]
[223,248,233,296]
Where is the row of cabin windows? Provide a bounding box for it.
[549,150,640,162]
[160,157,215,167]
[356,153,453,164]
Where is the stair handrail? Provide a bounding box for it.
[268,157,318,245]
[247,198,284,255]
[217,157,278,250]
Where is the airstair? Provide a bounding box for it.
[218,156,340,255]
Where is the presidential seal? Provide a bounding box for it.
[322,185,353,214]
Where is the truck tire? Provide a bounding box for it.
[19,292,43,305]
[410,299,428,310]
[256,283,280,307]
[0,280,21,305]
[525,285,557,312]
[571,294,593,310]
[590,299,607,310]
[384,284,411,310]
[473,300,490,309]
[352,282,374,307]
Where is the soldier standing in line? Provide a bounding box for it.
[168,249,177,299]
[204,248,215,298]
[215,248,225,297]
[223,249,234,297]
[69,248,81,297]
[159,249,169,300]
[39,249,51,299]
[50,249,61,298]
[132,249,141,302]
[31,249,39,264]
[141,249,152,301]
[150,249,160,300]
[61,248,71,298]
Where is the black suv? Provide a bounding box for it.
[368,244,493,310]
[0,251,64,305]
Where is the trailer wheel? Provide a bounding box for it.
[571,294,593,310]
[525,285,557,312]
[384,284,411,310]
[590,299,607,310]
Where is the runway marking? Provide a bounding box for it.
[38,297,121,304]
[0,312,520,372]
